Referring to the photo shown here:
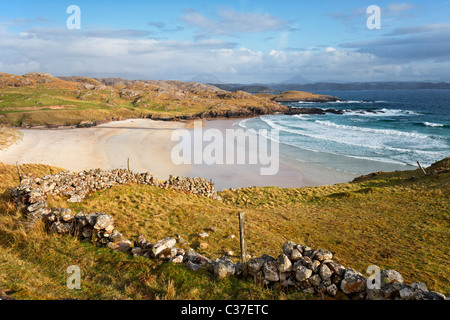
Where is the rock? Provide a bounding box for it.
[214,259,236,279]
[315,249,333,261]
[247,258,265,276]
[170,255,184,264]
[199,242,208,250]
[152,237,177,256]
[107,242,119,250]
[295,266,313,281]
[263,261,279,282]
[159,248,178,259]
[282,241,296,255]
[27,201,46,212]
[303,249,317,260]
[59,208,75,222]
[49,221,71,234]
[86,213,98,226]
[82,229,92,238]
[319,264,333,281]
[326,262,346,277]
[93,213,114,230]
[366,289,384,300]
[399,286,418,300]
[187,261,202,272]
[410,282,428,292]
[292,260,305,272]
[224,250,234,256]
[380,282,406,299]
[308,260,321,273]
[193,254,212,266]
[131,247,143,255]
[340,268,367,294]
[277,254,292,273]
[68,194,82,203]
[420,291,446,300]
[290,248,303,261]
[209,227,217,232]
[198,232,209,238]
[380,269,404,288]
[115,239,132,252]
[75,212,87,226]
[326,284,338,297]
[109,231,123,242]
[309,274,322,287]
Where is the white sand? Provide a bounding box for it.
[0,118,357,190]
[0,119,191,180]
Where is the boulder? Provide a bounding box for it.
[309,274,322,287]
[214,259,236,279]
[187,261,202,272]
[380,269,404,288]
[277,254,292,273]
[290,249,303,261]
[247,258,265,276]
[152,237,177,256]
[295,266,313,281]
[340,268,367,294]
[93,214,114,230]
[319,264,333,281]
[326,284,338,297]
[263,261,279,282]
[282,241,296,255]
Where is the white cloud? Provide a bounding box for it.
[0,26,449,83]
[180,8,290,36]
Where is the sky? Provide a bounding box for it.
[0,0,449,83]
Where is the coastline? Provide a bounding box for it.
[187,119,357,190]
[0,119,191,181]
[0,117,357,190]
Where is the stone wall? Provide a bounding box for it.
[10,170,448,301]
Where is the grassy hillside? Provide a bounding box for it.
[0,73,287,127]
[0,159,448,300]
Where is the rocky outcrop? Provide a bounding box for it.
[272,91,339,103]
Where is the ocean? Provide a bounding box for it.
[238,89,450,175]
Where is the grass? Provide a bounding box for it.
[0,73,286,127]
[0,126,23,150]
[0,159,448,300]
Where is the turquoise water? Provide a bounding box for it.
[239,90,450,174]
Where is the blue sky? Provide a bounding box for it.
[1,0,449,83]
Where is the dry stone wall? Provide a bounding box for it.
[10,170,448,301]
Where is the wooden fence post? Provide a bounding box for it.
[239,211,248,277]
[127,157,130,171]
[16,161,22,183]
[417,161,427,175]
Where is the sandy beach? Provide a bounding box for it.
[0,118,357,190]
[0,119,191,180]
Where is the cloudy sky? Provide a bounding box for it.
[1,0,449,83]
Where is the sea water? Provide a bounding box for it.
[238,89,450,175]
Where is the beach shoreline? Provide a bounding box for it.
[0,118,357,190]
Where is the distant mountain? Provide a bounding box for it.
[190,74,223,84]
[280,75,312,84]
[214,82,450,93]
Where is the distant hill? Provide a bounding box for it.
[213,82,450,93]
[280,74,312,84]
[190,74,223,84]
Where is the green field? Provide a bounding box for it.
[0,159,448,300]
